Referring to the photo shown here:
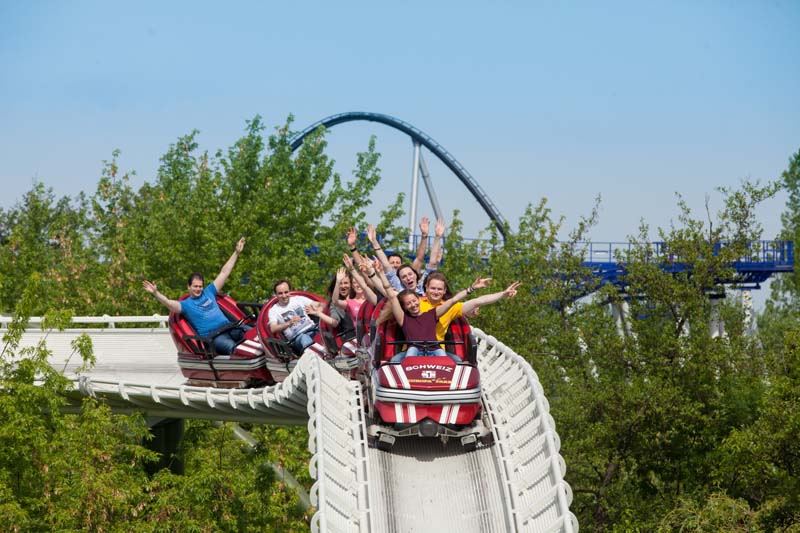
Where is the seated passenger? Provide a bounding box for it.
[377,263,475,364]
[421,271,522,341]
[387,252,404,271]
[143,237,250,355]
[353,219,444,296]
[324,267,356,340]
[341,254,379,322]
[268,280,319,354]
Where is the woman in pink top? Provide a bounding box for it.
[340,253,377,323]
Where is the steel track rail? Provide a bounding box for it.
[289,111,509,240]
[14,320,575,531]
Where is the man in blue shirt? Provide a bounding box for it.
[143,237,248,355]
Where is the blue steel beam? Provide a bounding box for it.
[289,111,509,241]
[581,239,794,294]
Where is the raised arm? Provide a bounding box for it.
[427,217,446,271]
[367,224,393,274]
[412,216,430,273]
[384,287,405,326]
[371,258,390,298]
[427,246,443,272]
[305,301,339,328]
[213,237,246,291]
[435,276,493,318]
[346,227,366,265]
[355,256,382,301]
[142,280,182,314]
[331,266,347,310]
[346,254,378,305]
[356,256,379,290]
[462,281,522,315]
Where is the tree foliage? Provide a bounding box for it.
[0,116,399,530]
[458,175,798,531]
[0,121,797,531]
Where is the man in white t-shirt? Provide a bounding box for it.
[268,279,319,353]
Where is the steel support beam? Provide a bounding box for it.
[408,140,421,250]
[418,151,444,222]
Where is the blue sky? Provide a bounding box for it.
[1,1,798,246]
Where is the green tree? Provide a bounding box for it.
[123,116,402,308]
[447,181,786,531]
[0,116,407,531]
[86,150,145,315]
[0,184,95,315]
[769,148,800,307]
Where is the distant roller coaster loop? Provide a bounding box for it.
[289,111,509,240]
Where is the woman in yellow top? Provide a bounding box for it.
[419,272,521,341]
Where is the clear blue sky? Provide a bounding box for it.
[1,0,798,244]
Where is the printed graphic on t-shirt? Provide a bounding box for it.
[282,306,314,340]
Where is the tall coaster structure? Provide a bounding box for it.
[290,111,509,246]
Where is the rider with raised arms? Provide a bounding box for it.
[143,237,248,355]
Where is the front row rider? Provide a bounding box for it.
[143,237,249,355]
[377,260,522,362]
[384,284,470,363]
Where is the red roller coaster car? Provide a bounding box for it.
[361,299,493,451]
[169,294,273,388]
[318,305,360,378]
[256,290,359,379]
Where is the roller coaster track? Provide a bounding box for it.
[13,318,577,532]
[290,111,509,240]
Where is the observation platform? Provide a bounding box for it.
[391,237,793,293]
[581,239,794,291]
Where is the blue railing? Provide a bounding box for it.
[580,240,794,268]
[383,237,793,292]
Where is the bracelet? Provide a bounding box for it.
[466,286,475,295]
[373,246,382,251]
[383,285,391,290]
[368,272,377,278]
[349,246,357,252]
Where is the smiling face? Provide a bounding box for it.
[388,254,403,270]
[339,276,351,297]
[187,275,204,298]
[397,266,418,290]
[353,279,364,296]
[400,292,421,316]
[425,278,446,305]
[275,282,292,306]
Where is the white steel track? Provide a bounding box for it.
[7,317,577,532]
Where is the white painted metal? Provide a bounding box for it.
[474,330,578,532]
[418,151,444,223]
[1,315,168,328]
[12,317,576,532]
[408,140,421,251]
[307,353,371,533]
[741,290,755,335]
[358,328,578,532]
